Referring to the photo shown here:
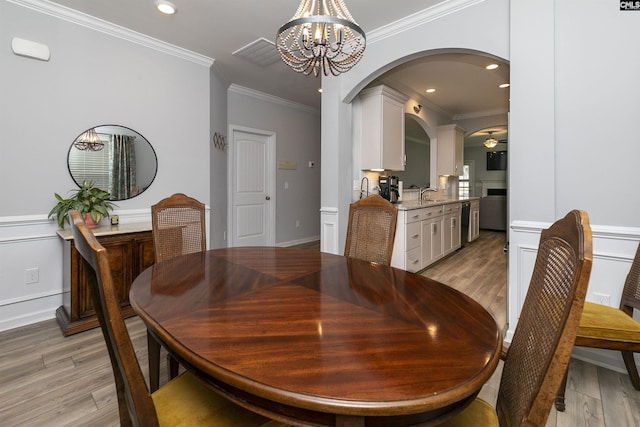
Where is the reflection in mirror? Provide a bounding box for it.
[394,115,430,188]
[67,125,157,201]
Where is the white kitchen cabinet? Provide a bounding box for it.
[359,85,408,171]
[469,199,480,242]
[443,203,461,256]
[392,202,465,272]
[422,215,443,266]
[436,124,465,176]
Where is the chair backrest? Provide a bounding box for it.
[497,210,592,427]
[69,210,159,426]
[620,242,640,315]
[151,193,206,263]
[344,194,398,265]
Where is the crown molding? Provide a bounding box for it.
[368,0,486,43]
[8,0,214,67]
[229,84,319,114]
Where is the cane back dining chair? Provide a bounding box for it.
[442,210,593,427]
[344,194,398,265]
[150,193,207,389]
[151,193,206,263]
[68,210,285,427]
[555,241,640,411]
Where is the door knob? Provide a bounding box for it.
[265,196,271,200]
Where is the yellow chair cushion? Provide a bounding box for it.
[578,301,640,343]
[152,372,286,427]
[439,398,499,427]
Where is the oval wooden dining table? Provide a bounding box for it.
[130,247,502,427]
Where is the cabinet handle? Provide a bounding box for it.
[452,219,456,227]
[412,234,419,239]
[412,215,420,220]
[412,259,419,265]
[433,224,437,234]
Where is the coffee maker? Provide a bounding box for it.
[379,175,400,203]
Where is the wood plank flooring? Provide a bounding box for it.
[1,231,638,426]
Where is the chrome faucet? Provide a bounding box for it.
[419,187,437,201]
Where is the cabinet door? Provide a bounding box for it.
[135,234,156,273]
[431,218,443,262]
[422,217,443,267]
[436,124,465,176]
[77,237,132,318]
[451,214,461,250]
[470,206,480,242]
[360,85,408,170]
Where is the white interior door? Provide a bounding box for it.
[228,126,275,247]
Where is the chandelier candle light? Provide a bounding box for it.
[276,0,366,77]
[74,128,104,151]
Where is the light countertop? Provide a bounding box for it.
[394,197,479,211]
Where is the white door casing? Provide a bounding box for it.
[228,125,276,247]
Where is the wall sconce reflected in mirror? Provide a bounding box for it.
[413,104,422,114]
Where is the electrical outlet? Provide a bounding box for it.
[25,267,39,284]
[296,220,300,228]
[593,292,611,306]
[353,180,360,191]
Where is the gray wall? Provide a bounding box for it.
[0,1,211,330]
[209,67,229,249]
[227,86,321,246]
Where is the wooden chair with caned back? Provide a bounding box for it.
[441,210,593,427]
[68,210,285,427]
[555,241,640,411]
[344,194,398,265]
[151,193,206,263]
[150,193,206,390]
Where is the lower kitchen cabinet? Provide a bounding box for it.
[56,223,154,336]
[443,203,461,256]
[469,199,480,242]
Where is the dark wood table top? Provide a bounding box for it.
[130,247,501,426]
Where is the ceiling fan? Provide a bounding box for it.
[483,131,508,148]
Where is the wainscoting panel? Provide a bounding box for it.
[0,209,160,332]
[508,219,640,373]
[320,207,339,254]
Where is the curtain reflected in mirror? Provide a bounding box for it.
[67,125,157,201]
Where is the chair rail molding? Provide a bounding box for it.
[507,218,640,374]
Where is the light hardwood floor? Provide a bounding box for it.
[1,231,638,426]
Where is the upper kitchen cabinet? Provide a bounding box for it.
[359,85,408,171]
[437,124,465,176]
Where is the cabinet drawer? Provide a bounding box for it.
[443,203,461,214]
[420,206,443,220]
[405,221,421,251]
[405,210,423,223]
[405,247,422,273]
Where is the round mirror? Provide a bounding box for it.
[67,125,157,201]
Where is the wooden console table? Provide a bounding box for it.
[56,222,154,336]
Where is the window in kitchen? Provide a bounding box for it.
[459,163,470,198]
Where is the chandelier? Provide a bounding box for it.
[74,128,104,151]
[276,0,366,77]
[483,132,499,149]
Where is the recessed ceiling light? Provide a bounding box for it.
[499,83,510,88]
[486,64,499,70]
[425,88,436,93]
[155,0,177,15]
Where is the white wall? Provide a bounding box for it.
[227,86,321,246]
[507,0,640,371]
[320,0,640,374]
[0,1,211,331]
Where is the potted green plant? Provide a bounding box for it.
[48,180,117,229]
